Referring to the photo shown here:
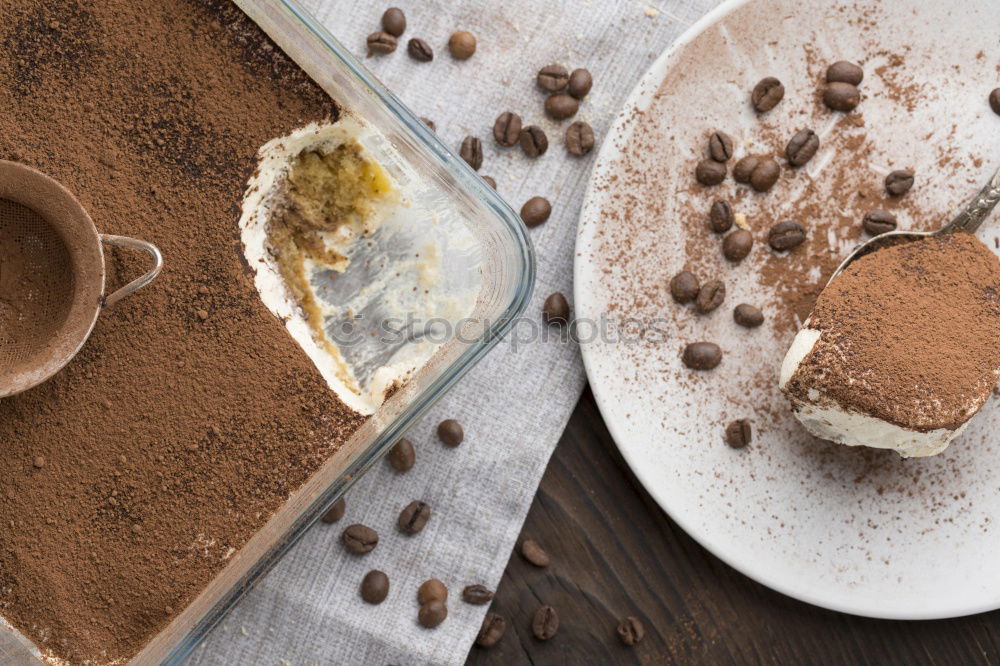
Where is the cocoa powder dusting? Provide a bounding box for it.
[0,1,365,663]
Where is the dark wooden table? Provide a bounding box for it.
[466,387,1000,665]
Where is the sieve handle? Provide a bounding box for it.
[100,234,164,308]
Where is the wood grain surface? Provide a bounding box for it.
[466,388,1000,665]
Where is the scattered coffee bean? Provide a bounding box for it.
[785,128,819,167]
[695,279,726,313]
[708,130,734,162]
[542,292,570,326]
[682,342,722,370]
[751,77,784,112]
[437,419,464,446]
[826,60,863,85]
[862,209,898,235]
[521,196,552,227]
[321,496,346,523]
[361,570,389,604]
[669,271,700,304]
[520,539,550,567]
[448,30,476,59]
[725,419,752,448]
[568,68,593,99]
[367,31,397,55]
[617,616,645,646]
[537,64,570,92]
[722,229,753,263]
[342,523,379,553]
[519,125,548,157]
[768,220,807,251]
[732,155,759,184]
[545,93,579,120]
[476,612,506,648]
[991,88,1000,116]
[695,159,726,186]
[565,121,595,156]
[387,438,415,472]
[532,605,559,640]
[708,199,734,233]
[420,117,436,132]
[493,111,522,147]
[733,304,764,328]
[459,136,483,170]
[462,584,494,605]
[482,175,497,189]
[885,169,914,196]
[417,578,448,604]
[823,82,860,111]
[381,7,406,37]
[398,500,431,535]
[407,38,433,62]
[418,600,448,628]
[749,157,780,192]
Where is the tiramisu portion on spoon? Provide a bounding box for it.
[780,232,1000,457]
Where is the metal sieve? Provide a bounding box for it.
[0,160,163,398]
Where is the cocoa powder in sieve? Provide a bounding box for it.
[0,1,365,663]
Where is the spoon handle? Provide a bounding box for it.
[943,164,1000,234]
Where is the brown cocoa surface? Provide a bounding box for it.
[0,1,365,663]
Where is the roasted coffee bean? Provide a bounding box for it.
[418,578,448,604]
[387,438,415,472]
[482,175,497,189]
[520,539,550,567]
[398,500,431,535]
[885,169,914,196]
[407,38,433,62]
[437,419,464,446]
[418,600,448,628]
[367,31,397,55]
[521,196,552,227]
[733,155,759,184]
[321,496,346,524]
[708,200,734,233]
[826,60,863,85]
[862,209,897,235]
[751,77,784,112]
[532,605,559,640]
[519,125,548,157]
[991,88,1000,116]
[342,523,378,553]
[669,271,700,304]
[381,7,406,37]
[462,584,494,605]
[542,292,570,326]
[725,419,752,448]
[695,159,726,186]
[708,130,734,162]
[768,220,806,251]
[695,279,726,314]
[448,30,476,59]
[361,570,389,604]
[749,158,780,192]
[722,230,753,263]
[733,304,764,328]
[565,121,595,156]
[476,612,506,648]
[568,68,593,99]
[459,135,483,170]
[617,616,645,646]
[823,82,860,111]
[493,112,522,147]
[421,117,436,132]
[785,128,819,167]
[537,64,570,92]
[544,93,579,120]
[682,342,722,370]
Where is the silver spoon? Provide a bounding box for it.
[827,165,1000,283]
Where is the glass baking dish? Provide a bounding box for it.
[0,0,533,663]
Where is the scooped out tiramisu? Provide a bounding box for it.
[780,232,1000,457]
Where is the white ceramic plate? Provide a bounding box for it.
[575,0,1000,619]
